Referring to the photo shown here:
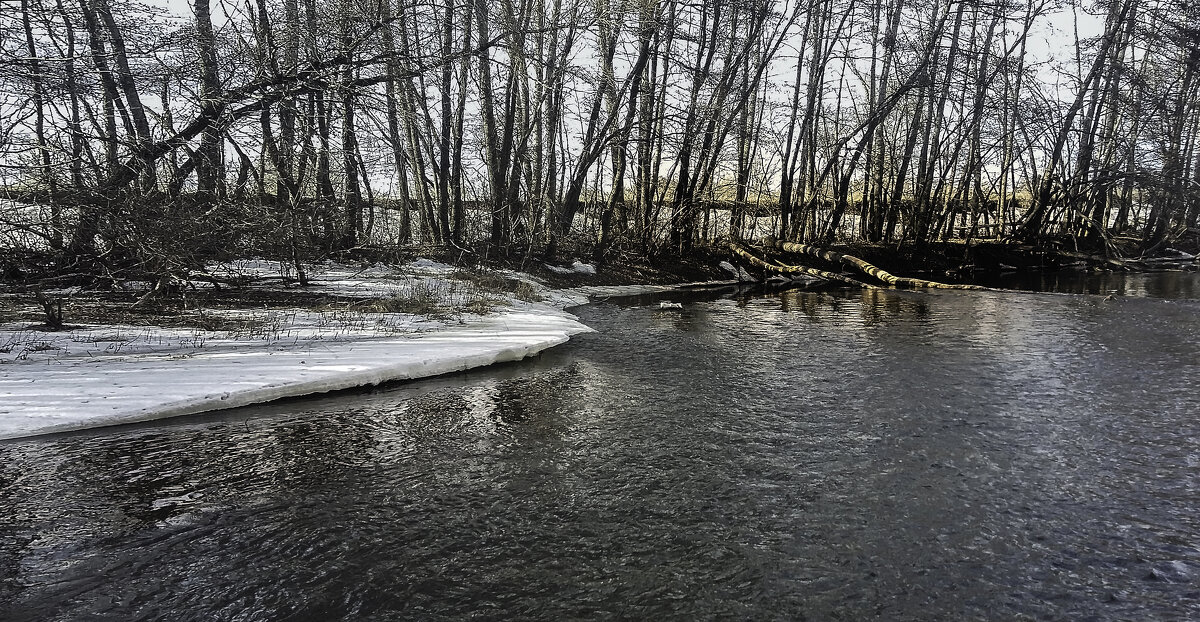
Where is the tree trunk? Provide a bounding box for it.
[194,0,224,200]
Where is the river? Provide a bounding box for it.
[2,272,1198,620]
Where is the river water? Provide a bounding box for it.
[2,273,1198,621]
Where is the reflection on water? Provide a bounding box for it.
[980,268,1200,299]
[2,273,1198,621]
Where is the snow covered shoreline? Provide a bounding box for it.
[0,260,608,440]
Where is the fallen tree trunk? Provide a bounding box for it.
[764,238,985,290]
[728,242,877,289]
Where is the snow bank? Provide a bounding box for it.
[0,306,589,440]
[0,260,594,440]
[0,257,736,440]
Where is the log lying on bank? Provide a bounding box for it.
[763,237,986,290]
[728,242,878,289]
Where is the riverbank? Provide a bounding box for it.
[4,236,1196,440]
[1,258,702,440]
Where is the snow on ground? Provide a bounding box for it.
[545,260,597,275]
[0,260,595,440]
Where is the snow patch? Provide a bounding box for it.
[545,260,596,275]
[571,260,596,275]
[0,262,592,440]
[405,257,456,272]
[0,307,589,440]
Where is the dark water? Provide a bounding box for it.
[2,273,1199,621]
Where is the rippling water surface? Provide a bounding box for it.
[2,274,1199,621]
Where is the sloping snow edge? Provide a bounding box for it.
[0,307,590,440]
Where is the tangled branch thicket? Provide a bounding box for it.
[1,0,1198,286]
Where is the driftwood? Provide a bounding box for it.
[764,238,986,290]
[728,242,878,289]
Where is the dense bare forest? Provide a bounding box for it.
[2,0,1198,282]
